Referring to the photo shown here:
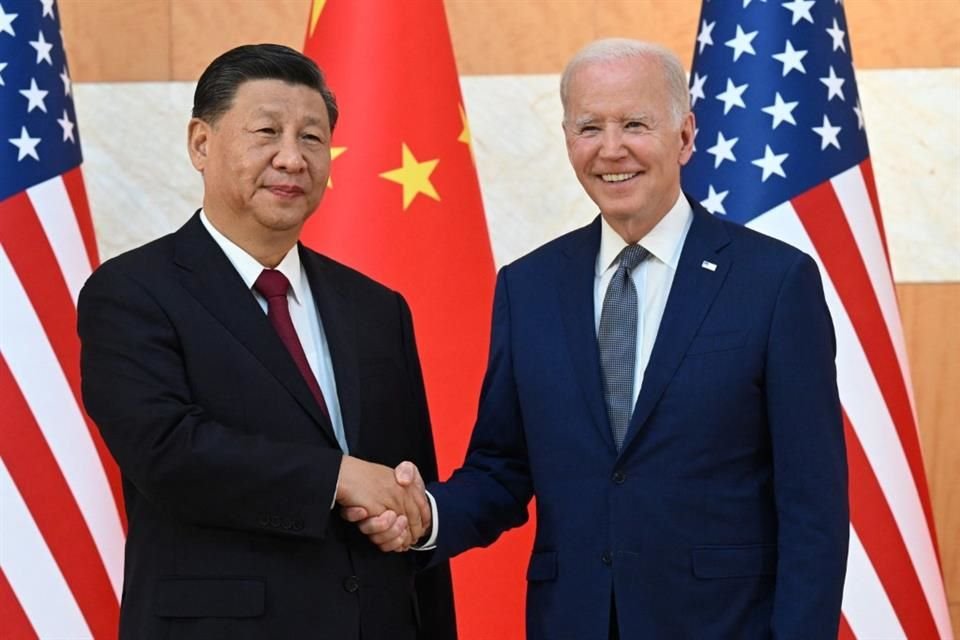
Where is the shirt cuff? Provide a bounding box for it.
[412,490,438,550]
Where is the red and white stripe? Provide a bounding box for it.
[748,161,953,640]
[0,170,125,639]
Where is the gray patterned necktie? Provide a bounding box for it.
[598,244,649,450]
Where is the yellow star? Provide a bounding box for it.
[309,0,326,37]
[379,143,440,210]
[326,146,346,188]
[458,103,472,149]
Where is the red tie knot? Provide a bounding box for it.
[254,269,290,300]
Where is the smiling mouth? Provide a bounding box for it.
[600,173,639,183]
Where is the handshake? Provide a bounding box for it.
[335,456,430,552]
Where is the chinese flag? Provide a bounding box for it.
[302,1,532,638]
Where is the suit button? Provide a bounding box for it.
[343,576,360,593]
[612,471,626,484]
[601,551,612,566]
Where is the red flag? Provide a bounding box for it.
[0,1,125,637]
[302,1,532,637]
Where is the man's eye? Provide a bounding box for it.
[580,126,600,135]
[625,121,644,129]
[257,128,276,135]
[302,134,322,143]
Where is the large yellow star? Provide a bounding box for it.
[379,143,440,210]
[326,146,346,188]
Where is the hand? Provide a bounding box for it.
[336,457,429,548]
[342,461,431,552]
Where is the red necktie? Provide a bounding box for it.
[254,269,330,418]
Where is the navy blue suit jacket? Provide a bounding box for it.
[79,213,456,640]
[429,199,848,639]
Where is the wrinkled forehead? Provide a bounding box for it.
[563,60,669,117]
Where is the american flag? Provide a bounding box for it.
[682,1,952,638]
[1,1,124,638]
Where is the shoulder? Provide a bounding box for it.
[299,245,406,306]
[502,218,598,276]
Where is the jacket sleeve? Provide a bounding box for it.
[766,253,849,639]
[78,262,343,540]
[427,268,533,564]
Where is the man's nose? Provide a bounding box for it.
[273,135,307,172]
[598,127,626,158]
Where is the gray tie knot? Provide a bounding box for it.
[617,244,649,273]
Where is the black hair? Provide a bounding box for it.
[192,43,338,130]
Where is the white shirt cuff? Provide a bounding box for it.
[412,490,438,550]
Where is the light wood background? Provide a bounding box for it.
[58,0,960,634]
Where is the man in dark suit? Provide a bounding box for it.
[350,39,848,639]
[78,44,455,639]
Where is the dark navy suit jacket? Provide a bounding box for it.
[428,199,848,639]
[79,213,456,640]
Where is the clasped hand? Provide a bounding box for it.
[335,456,428,552]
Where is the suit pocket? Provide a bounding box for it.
[153,577,265,618]
[526,551,558,582]
[691,544,777,579]
[686,330,747,355]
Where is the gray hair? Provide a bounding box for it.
[560,38,690,126]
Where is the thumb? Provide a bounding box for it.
[395,461,415,486]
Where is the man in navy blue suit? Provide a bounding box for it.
[350,38,848,639]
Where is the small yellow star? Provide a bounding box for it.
[309,0,327,37]
[326,146,346,188]
[458,103,472,149]
[379,143,440,210]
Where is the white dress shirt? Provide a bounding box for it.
[199,211,349,454]
[594,193,693,409]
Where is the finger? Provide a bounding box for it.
[378,532,411,553]
[341,506,370,522]
[369,514,408,546]
[357,510,398,536]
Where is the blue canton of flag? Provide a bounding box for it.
[1,0,82,203]
[682,0,867,223]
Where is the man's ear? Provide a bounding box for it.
[678,111,696,166]
[187,118,211,172]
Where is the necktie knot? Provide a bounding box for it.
[254,269,290,300]
[617,244,649,273]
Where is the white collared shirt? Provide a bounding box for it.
[199,210,348,453]
[594,193,693,407]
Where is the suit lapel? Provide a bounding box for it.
[558,217,618,452]
[621,201,732,454]
[299,248,363,453]
[172,213,339,447]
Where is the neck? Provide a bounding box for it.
[203,208,299,268]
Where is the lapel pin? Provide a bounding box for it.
[701,260,717,272]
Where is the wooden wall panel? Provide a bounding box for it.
[60,0,960,83]
[170,0,310,80]
[444,0,598,75]
[897,282,960,625]
[845,0,960,69]
[59,0,172,81]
